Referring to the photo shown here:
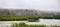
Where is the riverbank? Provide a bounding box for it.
[0,19,60,27]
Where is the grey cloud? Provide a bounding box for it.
[0,0,60,12]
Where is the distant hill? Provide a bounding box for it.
[0,9,60,16]
[0,9,42,16]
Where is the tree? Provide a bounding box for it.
[0,9,16,16]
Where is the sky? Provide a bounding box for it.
[0,0,60,12]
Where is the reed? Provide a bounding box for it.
[11,22,60,27]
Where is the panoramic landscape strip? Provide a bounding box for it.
[0,9,60,21]
[0,9,60,27]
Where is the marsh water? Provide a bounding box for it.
[0,19,60,27]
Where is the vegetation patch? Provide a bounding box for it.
[0,16,39,22]
[11,22,60,27]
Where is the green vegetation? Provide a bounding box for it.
[11,22,60,27]
[0,15,60,21]
[41,15,60,19]
[0,16,39,22]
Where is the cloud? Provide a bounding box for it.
[0,0,60,12]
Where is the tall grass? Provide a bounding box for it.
[0,16,39,22]
[11,22,60,27]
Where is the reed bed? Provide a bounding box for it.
[11,22,60,27]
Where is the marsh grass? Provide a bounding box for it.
[11,22,60,27]
[0,16,39,22]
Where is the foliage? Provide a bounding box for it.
[0,15,60,21]
[0,16,39,22]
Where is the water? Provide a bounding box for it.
[0,21,28,27]
[0,19,60,27]
[26,19,60,26]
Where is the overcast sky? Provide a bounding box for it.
[0,0,60,12]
